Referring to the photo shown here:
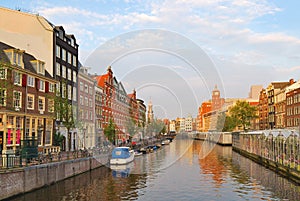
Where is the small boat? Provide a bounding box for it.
[110,147,135,165]
[161,139,170,145]
[134,151,143,157]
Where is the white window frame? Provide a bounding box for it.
[39,80,45,92]
[27,75,35,87]
[68,68,72,80]
[62,65,66,78]
[56,45,61,58]
[27,94,34,110]
[68,52,72,64]
[13,91,22,109]
[73,71,77,83]
[49,83,55,93]
[68,85,72,100]
[14,71,22,86]
[56,63,61,76]
[38,96,45,112]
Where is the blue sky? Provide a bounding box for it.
[1,0,299,118]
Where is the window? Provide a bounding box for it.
[49,83,55,92]
[32,61,45,75]
[27,75,35,87]
[0,69,7,79]
[38,96,45,111]
[62,65,66,78]
[56,82,61,95]
[14,71,21,85]
[0,89,6,106]
[62,49,66,61]
[89,99,92,107]
[80,95,83,105]
[13,91,22,109]
[39,80,45,92]
[90,111,93,121]
[73,55,77,67]
[56,63,61,76]
[85,97,88,106]
[89,86,93,95]
[68,68,72,80]
[85,84,88,93]
[73,86,77,101]
[48,99,54,113]
[68,52,72,64]
[85,111,88,120]
[62,83,66,98]
[68,85,72,100]
[73,71,77,83]
[56,45,61,58]
[27,94,34,110]
[80,82,83,91]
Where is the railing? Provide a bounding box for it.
[0,147,112,169]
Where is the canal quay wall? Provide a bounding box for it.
[232,130,300,184]
[0,156,108,200]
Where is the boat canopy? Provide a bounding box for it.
[111,147,131,159]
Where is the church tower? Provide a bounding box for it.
[147,99,154,123]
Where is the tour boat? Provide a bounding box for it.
[110,147,135,165]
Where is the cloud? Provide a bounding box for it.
[275,66,300,73]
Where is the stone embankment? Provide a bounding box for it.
[0,155,109,200]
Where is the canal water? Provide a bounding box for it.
[11,133,300,201]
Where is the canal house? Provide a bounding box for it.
[0,42,57,155]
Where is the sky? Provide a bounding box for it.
[1,0,299,119]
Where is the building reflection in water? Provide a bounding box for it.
[231,151,300,200]
[195,140,300,200]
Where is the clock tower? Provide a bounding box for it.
[212,85,222,110]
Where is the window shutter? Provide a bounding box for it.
[22,74,27,87]
[45,81,49,93]
[36,78,39,90]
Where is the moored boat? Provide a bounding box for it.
[110,147,135,165]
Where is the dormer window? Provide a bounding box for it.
[30,60,45,75]
[4,49,24,68]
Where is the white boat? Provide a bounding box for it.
[110,147,135,165]
[161,139,170,145]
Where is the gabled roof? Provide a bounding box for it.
[94,73,109,87]
[0,41,52,79]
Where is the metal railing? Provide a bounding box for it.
[0,146,113,169]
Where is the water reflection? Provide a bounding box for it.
[10,135,300,201]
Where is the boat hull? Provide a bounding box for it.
[110,150,135,165]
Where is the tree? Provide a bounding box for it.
[104,119,116,144]
[216,112,226,131]
[125,118,139,142]
[230,100,257,131]
[54,82,75,150]
[53,132,64,147]
[223,115,237,132]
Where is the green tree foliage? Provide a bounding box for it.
[126,118,139,140]
[104,119,116,144]
[223,115,237,132]
[53,132,64,147]
[146,119,165,137]
[230,100,257,131]
[216,112,226,131]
